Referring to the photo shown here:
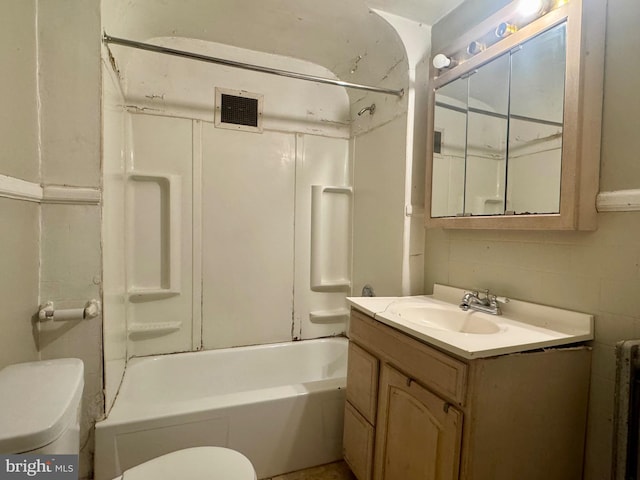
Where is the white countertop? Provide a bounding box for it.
[347,284,593,359]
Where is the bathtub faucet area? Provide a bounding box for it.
[357,103,376,116]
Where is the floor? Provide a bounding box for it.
[265,461,356,480]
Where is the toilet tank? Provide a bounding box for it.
[0,358,84,454]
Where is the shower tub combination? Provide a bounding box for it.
[94,337,348,480]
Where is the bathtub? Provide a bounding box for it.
[94,337,348,480]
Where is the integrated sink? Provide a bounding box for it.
[386,302,502,335]
[347,284,594,359]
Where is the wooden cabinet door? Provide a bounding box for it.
[374,365,463,480]
[343,402,375,480]
[346,342,379,424]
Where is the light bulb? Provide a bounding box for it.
[433,54,452,69]
[495,22,518,38]
[518,0,544,17]
[467,41,486,55]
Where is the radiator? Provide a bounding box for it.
[613,340,640,480]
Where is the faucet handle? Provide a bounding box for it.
[470,288,490,299]
[489,294,509,304]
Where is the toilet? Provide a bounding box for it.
[0,359,256,480]
[0,358,84,455]
[112,447,256,480]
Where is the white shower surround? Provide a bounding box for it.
[100,1,427,433]
[102,36,359,410]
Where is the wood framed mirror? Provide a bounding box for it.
[425,0,606,230]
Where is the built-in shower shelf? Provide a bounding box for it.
[128,172,182,301]
[309,308,349,323]
[128,289,180,302]
[310,184,352,292]
[310,281,352,293]
[127,321,182,336]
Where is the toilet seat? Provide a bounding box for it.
[117,447,257,480]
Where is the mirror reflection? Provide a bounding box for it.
[431,76,468,218]
[507,23,566,214]
[466,53,510,215]
[431,22,567,218]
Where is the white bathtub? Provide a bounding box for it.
[94,337,348,480]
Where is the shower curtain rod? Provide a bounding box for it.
[103,33,405,98]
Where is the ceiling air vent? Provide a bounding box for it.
[215,88,263,133]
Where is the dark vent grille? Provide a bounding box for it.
[433,130,442,154]
[220,94,259,127]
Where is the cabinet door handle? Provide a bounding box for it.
[406,377,413,387]
[443,402,451,413]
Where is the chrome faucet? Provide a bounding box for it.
[459,289,509,315]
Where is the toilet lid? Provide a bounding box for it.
[121,447,256,480]
[0,358,84,453]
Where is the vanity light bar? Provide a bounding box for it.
[518,0,546,17]
[432,0,569,72]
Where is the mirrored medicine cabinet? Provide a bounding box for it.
[425,0,606,230]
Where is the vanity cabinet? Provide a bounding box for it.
[343,309,591,480]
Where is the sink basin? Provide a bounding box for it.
[347,285,594,359]
[386,303,501,334]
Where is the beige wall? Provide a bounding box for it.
[0,1,103,478]
[0,199,40,367]
[39,203,103,478]
[0,2,40,364]
[37,1,103,477]
[431,0,509,54]
[38,0,101,187]
[353,117,408,297]
[425,1,639,478]
[600,0,640,191]
[0,0,39,182]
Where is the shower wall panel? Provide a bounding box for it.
[126,114,194,357]
[201,126,296,349]
[293,134,351,340]
[200,129,351,349]
[101,57,128,411]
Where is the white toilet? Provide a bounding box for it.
[0,359,257,480]
[112,447,256,480]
